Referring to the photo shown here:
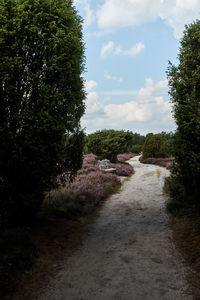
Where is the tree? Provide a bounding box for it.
[86,130,134,162]
[167,20,200,205]
[0,0,85,226]
[142,134,169,159]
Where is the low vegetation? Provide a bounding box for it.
[0,153,134,298]
[44,154,122,218]
[117,152,137,162]
[139,157,174,169]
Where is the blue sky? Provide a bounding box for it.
[74,0,200,134]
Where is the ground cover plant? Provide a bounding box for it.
[110,163,134,176]
[117,153,137,162]
[139,157,174,169]
[44,153,134,218]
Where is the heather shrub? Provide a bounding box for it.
[110,163,134,176]
[117,153,137,162]
[139,157,174,169]
[45,171,120,218]
[44,153,121,217]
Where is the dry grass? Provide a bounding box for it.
[170,216,200,299]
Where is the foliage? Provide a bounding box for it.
[86,130,134,162]
[131,144,143,154]
[117,152,137,162]
[142,134,170,159]
[159,131,175,156]
[167,20,200,206]
[44,154,121,218]
[0,0,85,226]
[110,162,134,176]
[139,156,174,169]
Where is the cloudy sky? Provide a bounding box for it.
[74,0,200,134]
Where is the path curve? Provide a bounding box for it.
[37,156,191,300]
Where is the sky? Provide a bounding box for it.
[74,0,200,135]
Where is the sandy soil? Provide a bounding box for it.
[36,156,192,300]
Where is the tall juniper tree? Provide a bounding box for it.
[0,0,85,226]
[167,20,200,206]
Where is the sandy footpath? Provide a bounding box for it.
[37,156,191,300]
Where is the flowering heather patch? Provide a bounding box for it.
[139,156,174,169]
[110,163,134,176]
[78,154,99,175]
[117,153,137,162]
[45,153,121,218]
[83,153,97,165]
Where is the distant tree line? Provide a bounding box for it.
[85,129,174,162]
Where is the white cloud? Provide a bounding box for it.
[85,80,98,92]
[99,90,138,96]
[83,78,174,132]
[104,102,151,122]
[103,97,112,103]
[100,41,145,58]
[100,41,115,57]
[103,78,171,122]
[74,0,95,27]
[83,4,95,27]
[85,91,102,114]
[97,0,200,38]
[104,74,123,82]
[115,43,145,56]
[84,80,103,115]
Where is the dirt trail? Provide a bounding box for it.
[37,156,191,300]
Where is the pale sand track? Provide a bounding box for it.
[37,156,191,300]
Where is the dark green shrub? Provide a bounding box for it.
[167,20,200,206]
[86,130,134,162]
[142,134,169,159]
[0,0,85,226]
[131,145,143,154]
